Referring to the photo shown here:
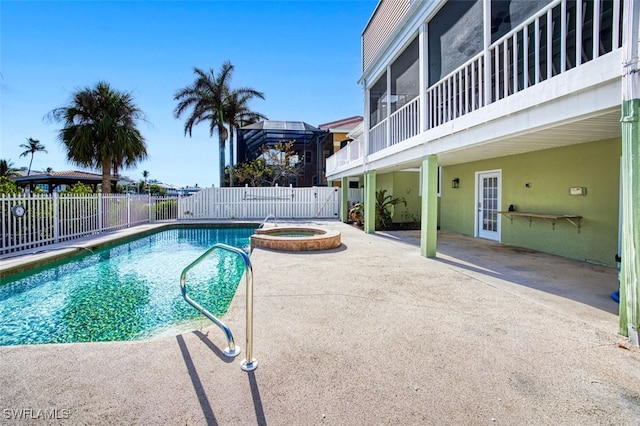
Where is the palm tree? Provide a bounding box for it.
[142,170,150,193]
[47,81,148,194]
[19,138,47,176]
[0,159,20,178]
[224,91,266,186]
[174,61,265,186]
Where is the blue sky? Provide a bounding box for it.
[1,0,376,187]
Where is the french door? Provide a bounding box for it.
[476,171,501,241]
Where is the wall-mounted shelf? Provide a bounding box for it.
[498,211,582,233]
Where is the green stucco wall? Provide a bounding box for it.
[440,138,621,266]
[375,171,422,223]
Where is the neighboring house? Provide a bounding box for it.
[319,116,364,187]
[325,1,639,340]
[13,170,115,194]
[238,119,361,187]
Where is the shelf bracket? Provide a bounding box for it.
[564,217,582,233]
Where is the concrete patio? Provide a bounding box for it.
[1,221,639,425]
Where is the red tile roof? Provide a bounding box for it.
[318,116,363,131]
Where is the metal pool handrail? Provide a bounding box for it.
[179,243,257,371]
[259,213,277,228]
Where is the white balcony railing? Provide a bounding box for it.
[326,0,623,173]
[369,120,388,154]
[390,96,421,147]
[326,137,365,172]
[427,53,485,129]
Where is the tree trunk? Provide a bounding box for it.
[229,128,235,187]
[218,128,226,187]
[101,157,112,194]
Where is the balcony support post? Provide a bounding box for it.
[420,155,438,258]
[619,0,640,345]
[364,170,376,234]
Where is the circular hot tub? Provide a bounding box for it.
[250,227,341,251]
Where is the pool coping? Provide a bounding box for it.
[250,226,341,251]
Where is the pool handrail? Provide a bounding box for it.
[179,243,257,371]
[258,214,277,228]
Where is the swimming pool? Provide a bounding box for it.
[0,226,255,346]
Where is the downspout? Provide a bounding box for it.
[619,0,640,345]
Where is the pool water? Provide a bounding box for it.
[0,227,255,346]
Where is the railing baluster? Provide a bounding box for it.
[503,39,509,97]
[593,0,601,59]
[524,26,530,89]
[576,0,583,66]
[547,9,553,78]
[612,0,620,48]
[561,0,567,72]
[535,17,541,84]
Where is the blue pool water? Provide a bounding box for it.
[0,227,255,346]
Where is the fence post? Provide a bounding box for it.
[148,193,152,223]
[244,184,248,219]
[313,187,318,218]
[98,193,103,232]
[290,184,294,219]
[53,193,60,243]
[127,194,131,227]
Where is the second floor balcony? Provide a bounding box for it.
[327,0,625,178]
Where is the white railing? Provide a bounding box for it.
[389,96,420,147]
[328,0,623,171]
[427,53,485,129]
[326,136,364,171]
[178,186,340,220]
[1,193,179,255]
[368,120,388,155]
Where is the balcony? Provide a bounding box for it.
[325,136,365,174]
[327,0,623,177]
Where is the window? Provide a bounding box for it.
[305,150,312,164]
[428,0,483,86]
[391,37,419,113]
[491,0,552,43]
[369,72,387,127]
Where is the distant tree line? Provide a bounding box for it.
[4,60,268,193]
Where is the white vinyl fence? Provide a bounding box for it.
[178,186,341,220]
[1,193,178,255]
[347,188,364,205]
[2,186,343,255]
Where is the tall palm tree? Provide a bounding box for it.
[225,91,266,186]
[0,159,20,178]
[47,81,148,194]
[142,170,150,193]
[19,137,47,176]
[174,61,265,186]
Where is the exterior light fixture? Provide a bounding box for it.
[451,178,460,189]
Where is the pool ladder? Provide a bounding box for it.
[180,243,257,371]
[259,213,277,228]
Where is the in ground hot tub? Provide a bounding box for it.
[250,227,341,251]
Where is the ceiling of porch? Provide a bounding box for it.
[378,107,622,175]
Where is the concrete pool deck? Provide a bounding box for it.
[1,220,639,424]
